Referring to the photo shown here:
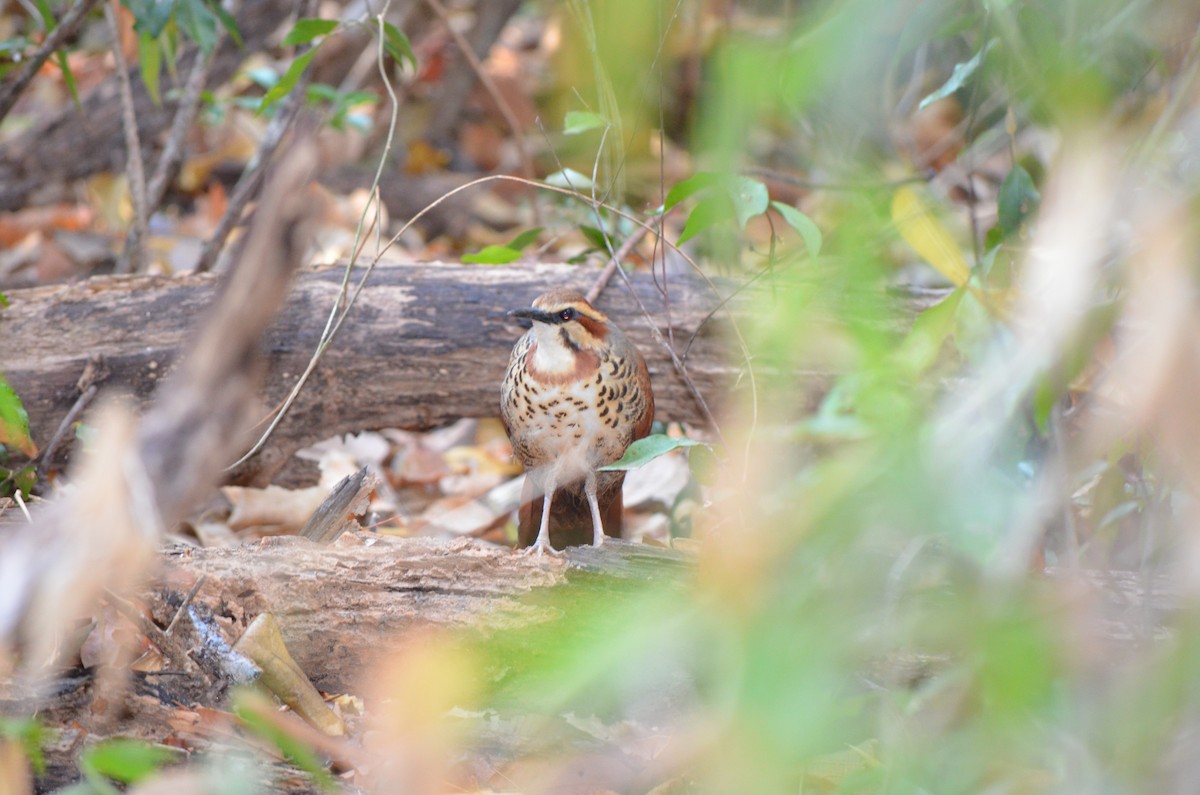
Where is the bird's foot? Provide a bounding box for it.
[518,539,564,558]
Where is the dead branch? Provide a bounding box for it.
[0,140,318,675]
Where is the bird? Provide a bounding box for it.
[500,288,655,556]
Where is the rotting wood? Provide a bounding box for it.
[143,534,691,695]
[300,466,378,543]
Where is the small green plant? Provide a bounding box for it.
[462,227,544,265]
[256,16,414,117]
[123,0,241,106]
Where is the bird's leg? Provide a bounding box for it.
[585,471,605,547]
[520,477,562,557]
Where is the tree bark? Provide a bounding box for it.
[2,263,756,484]
[141,534,689,694]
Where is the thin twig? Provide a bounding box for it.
[13,491,32,523]
[123,44,216,260]
[36,383,97,477]
[164,574,206,636]
[106,0,149,275]
[0,0,103,126]
[147,46,216,211]
[104,587,203,676]
[193,77,309,274]
[744,167,930,193]
[422,0,538,187]
[585,223,652,304]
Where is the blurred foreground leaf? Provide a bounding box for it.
[919,40,995,110]
[771,200,823,258]
[564,110,606,134]
[891,186,971,286]
[0,717,46,776]
[81,738,181,785]
[380,20,416,69]
[233,689,335,791]
[997,164,1041,236]
[283,17,338,46]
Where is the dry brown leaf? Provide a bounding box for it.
[222,485,325,534]
[0,204,94,247]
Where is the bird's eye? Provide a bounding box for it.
[558,308,575,322]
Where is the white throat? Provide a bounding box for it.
[530,322,576,374]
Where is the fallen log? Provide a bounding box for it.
[0,535,694,793]
[143,535,692,694]
[2,263,750,484]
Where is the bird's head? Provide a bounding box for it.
[509,289,610,354]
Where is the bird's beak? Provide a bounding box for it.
[508,307,558,327]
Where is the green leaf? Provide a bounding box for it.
[0,463,37,498]
[137,31,162,105]
[178,0,218,54]
[579,225,610,251]
[306,82,339,103]
[918,39,995,110]
[0,376,35,457]
[0,291,8,308]
[599,434,706,471]
[123,0,174,37]
[245,65,278,89]
[997,164,1040,235]
[34,0,79,105]
[233,690,335,791]
[893,286,964,375]
[462,245,522,265]
[563,110,606,135]
[0,717,46,776]
[544,168,593,190]
[677,195,734,245]
[81,738,181,785]
[339,89,379,107]
[1031,372,1058,436]
[208,1,241,46]
[55,49,80,107]
[730,176,769,229]
[663,172,720,212]
[507,227,544,251]
[283,17,338,47]
[33,0,59,33]
[771,200,822,258]
[0,37,32,56]
[258,47,318,114]
[381,21,416,69]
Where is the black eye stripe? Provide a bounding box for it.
[558,308,575,322]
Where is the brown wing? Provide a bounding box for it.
[631,348,655,441]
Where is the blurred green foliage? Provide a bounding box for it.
[456,0,1200,792]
